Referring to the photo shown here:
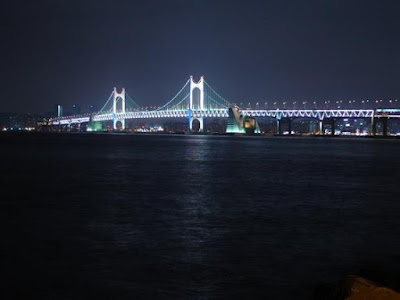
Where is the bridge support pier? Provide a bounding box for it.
[382,118,388,136]
[113,118,125,130]
[371,116,376,136]
[188,110,204,132]
[189,118,204,132]
[327,118,335,136]
[319,120,323,135]
[276,119,281,135]
[279,117,292,134]
[372,117,389,136]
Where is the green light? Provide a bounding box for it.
[376,109,400,113]
[87,121,105,132]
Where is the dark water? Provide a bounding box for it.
[1,132,400,299]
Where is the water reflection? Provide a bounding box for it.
[2,134,399,299]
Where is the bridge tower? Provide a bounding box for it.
[113,87,126,130]
[188,76,204,132]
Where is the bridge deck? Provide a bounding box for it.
[51,109,378,125]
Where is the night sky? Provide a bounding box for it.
[2,0,399,113]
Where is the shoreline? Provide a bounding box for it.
[1,130,399,140]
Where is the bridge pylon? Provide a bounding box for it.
[189,76,204,132]
[113,87,126,130]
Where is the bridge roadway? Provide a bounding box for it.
[51,108,377,125]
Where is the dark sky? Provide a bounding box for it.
[2,0,399,113]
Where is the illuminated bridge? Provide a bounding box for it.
[50,76,399,136]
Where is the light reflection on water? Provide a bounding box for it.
[1,133,399,299]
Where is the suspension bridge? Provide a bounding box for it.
[50,76,400,136]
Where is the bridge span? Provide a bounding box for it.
[50,76,399,136]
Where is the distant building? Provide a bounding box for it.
[163,121,188,133]
[56,105,63,117]
[0,113,46,131]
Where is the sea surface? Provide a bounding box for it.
[1,132,400,299]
